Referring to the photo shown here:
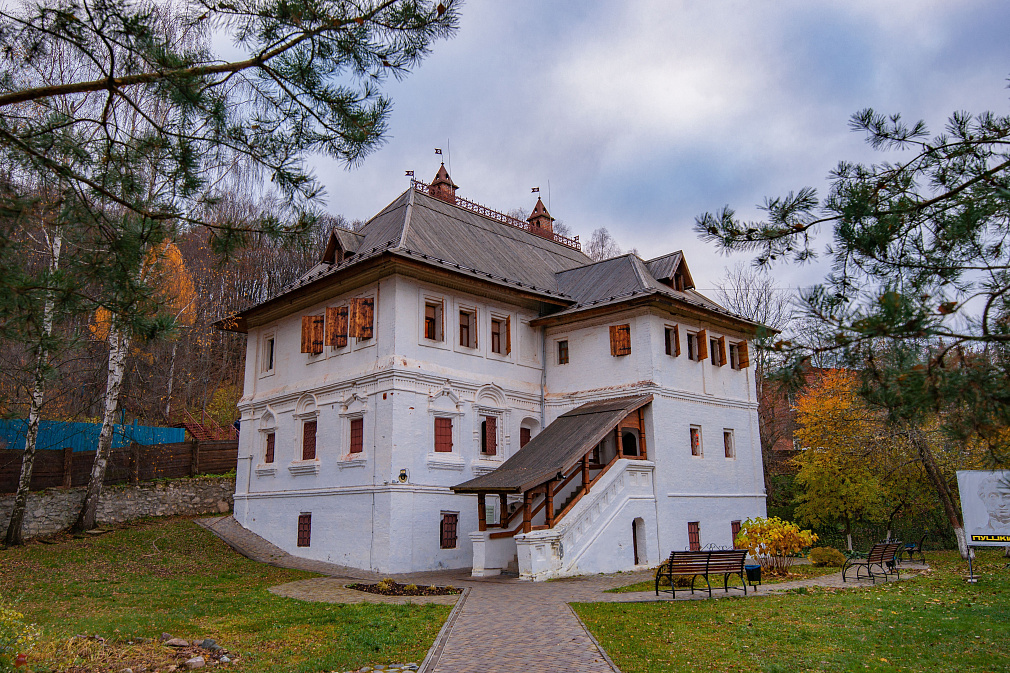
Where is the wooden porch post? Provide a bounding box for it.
[638,408,647,460]
[478,492,487,532]
[500,493,508,528]
[615,427,623,459]
[523,490,532,533]
[581,453,589,490]
[546,481,555,528]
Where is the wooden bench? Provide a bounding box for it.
[842,542,903,583]
[654,549,748,598]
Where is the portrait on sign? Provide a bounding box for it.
[957,470,1010,545]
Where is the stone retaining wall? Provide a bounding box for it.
[0,476,234,539]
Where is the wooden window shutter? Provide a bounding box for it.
[297,513,311,547]
[302,420,317,460]
[484,416,497,455]
[350,418,363,453]
[717,336,727,367]
[610,324,631,356]
[326,306,348,347]
[301,315,325,354]
[739,341,750,369]
[440,512,458,549]
[265,432,275,464]
[697,329,708,361]
[349,297,374,339]
[520,426,531,448]
[434,417,453,452]
[688,521,701,551]
[505,315,512,354]
[672,325,681,356]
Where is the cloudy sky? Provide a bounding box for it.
[304,1,1010,292]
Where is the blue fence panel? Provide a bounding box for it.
[0,419,185,453]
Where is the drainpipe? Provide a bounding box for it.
[539,316,546,429]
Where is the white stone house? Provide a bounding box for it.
[219,165,767,579]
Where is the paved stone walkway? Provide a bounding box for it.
[198,516,928,673]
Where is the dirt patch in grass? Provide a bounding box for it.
[347,580,462,597]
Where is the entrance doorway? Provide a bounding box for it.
[632,517,647,566]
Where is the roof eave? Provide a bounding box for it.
[530,293,768,334]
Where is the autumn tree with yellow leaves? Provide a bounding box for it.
[76,241,196,533]
[792,369,888,550]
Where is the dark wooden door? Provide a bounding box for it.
[632,520,640,565]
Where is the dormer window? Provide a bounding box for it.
[674,273,685,291]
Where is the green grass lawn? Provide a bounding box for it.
[0,517,451,673]
[606,564,841,593]
[576,548,1010,672]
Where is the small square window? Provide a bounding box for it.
[459,309,476,348]
[424,301,444,341]
[297,513,311,547]
[350,418,363,454]
[729,343,740,369]
[491,318,503,354]
[687,333,698,361]
[440,512,458,549]
[557,339,569,365]
[731,520,742,549]
[724,430,735,459]
[263,335,275,372]
[690,426,702,457]
[665,326,680,357]
[710,338,721,365]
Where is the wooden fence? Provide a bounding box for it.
[0,440,238,493]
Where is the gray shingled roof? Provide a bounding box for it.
[452,395,653,494]
[223,184,759,330]
[550,253,753,325]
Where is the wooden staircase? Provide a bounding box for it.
[181,409,237,441]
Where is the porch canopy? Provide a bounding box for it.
[453,394,652,495]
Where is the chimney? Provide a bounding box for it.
[428,163,458,204]
[527,197,555,239]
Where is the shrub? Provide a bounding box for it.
[808,546,847,567]
[735,516,818,575]
[0,602,38,673]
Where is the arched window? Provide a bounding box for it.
[622,431,639,457]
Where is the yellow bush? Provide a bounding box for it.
[735,516,818,575]
[0,602,38,672]
[808,546,847,567]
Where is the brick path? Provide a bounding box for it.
[198,516,927,673]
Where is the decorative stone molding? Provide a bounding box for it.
[287,460,320,476]
[427,453,465,471]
